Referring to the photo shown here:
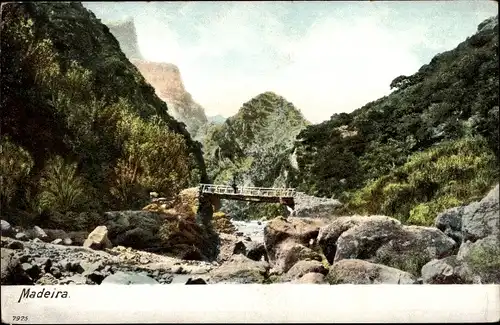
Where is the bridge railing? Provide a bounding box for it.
[199,184,296,198]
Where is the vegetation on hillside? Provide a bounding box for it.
[202,91,309,219]
[289,16,499,223]
[0,2,207,230]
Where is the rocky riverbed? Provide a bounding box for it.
[1,184,498,285]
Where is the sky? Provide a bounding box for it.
[83,1,498,123]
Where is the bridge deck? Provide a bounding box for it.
[199,184,295,199]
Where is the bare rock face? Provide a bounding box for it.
[131,59,208,136]
[83,226,113,250]
[326,259,417,284]
[106,18,143,60]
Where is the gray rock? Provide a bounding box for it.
[50,266,63,279]
[3,238,24,250]
[291,272,326,284]
[59,274,87,285]
[245,240,267,262]
[208,254,270,284]
[1,248,32,285]
[1,220,14,238]
[282,260,327,281]
[36,273,58,285]
[21,262,41,280]
[15,232,28,241]
[102,211,165,249]
[318,215,402,264]
[435,207,463,243]
[101,271,160,285]
[33,226,49,241]
[264,217,325,271]
[435,184,499,244]
[421,256,473,284]
[51,239,63,245]
[292,191,342,219]
[34,257,52,272]
[456,235,500,284]
[272,240,322,273]
[186,277,207,284]
[326,259,416,284]
[63,238,73,246]
[318,216,456,275]
[43,229,69,242]
[83,226,113,250]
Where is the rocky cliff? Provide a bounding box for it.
[105,19,208,137]
[131,59,208,136]
[106,18,143,60]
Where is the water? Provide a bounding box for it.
[230,219,268,242]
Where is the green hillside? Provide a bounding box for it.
[1,2,208,228]
[290,16,499,225]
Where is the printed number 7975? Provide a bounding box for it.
[13,316,29,322]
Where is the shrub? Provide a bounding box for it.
[0,137,34,208]
[36,155,90,213]
[346,136,498,225]
[110,109,191,208]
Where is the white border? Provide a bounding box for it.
[1,284,499,323]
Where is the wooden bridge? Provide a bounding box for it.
[199,184,296,210]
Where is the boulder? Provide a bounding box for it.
[101,211,165,249]
[326,259,416,284]
[1,220,14,238]
[63,238,73,246]
[456,235,500,284]
[208,254,270,284]
[51,239,63,245]
[15,232,28,241]
[435,184,499,244]
[1,237,25,250]
[318,215,402,264]
[83,226,113,250]
[291,272,326,284]
[272,240,322,273]
[245,240,267,262]
[421,256,473,284]
[33,226,49,241]
[186,277,207,284]
[264,217,325,270]
[212,212,236,234]
[373,226,457,275]
[101,271,160,285]
[1,248,32,285]
[217,233,246,262]
[66,231,89,246]
[318,215,456,275]
[36,273,59,285]
[43,229,69,242]
[282,260,327,281]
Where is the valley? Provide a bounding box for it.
[1,2,498,285]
